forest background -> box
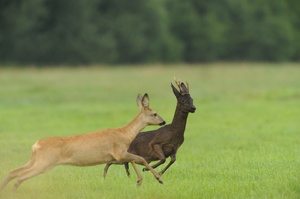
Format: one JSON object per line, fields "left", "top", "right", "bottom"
{"left": 1, "top": 0, "right": 300, "bottom": 65}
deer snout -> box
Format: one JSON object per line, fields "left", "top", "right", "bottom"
{"left": 190, "top": 106, "right": 196, "bottom": 113}
{"left": 159, "top": 121, "right": 166, "bottom": 126}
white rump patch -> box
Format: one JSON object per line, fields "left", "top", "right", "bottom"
{"left": 32, "top": 141, "right": 41, "bottom": 151}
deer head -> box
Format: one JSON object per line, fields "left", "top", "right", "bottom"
{"left": 137, "top": 93, "right": 166, "bottom": 126}
{"left": 171, "top": 78, "right": 196, "bottom": 113}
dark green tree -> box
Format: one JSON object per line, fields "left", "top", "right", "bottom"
{"left": 225, "top": 0, "right": 296, "bottom": 61}
{"left": 0, "top": 0, "right": 299, "bottom": 65}
{"left": 286, "top": 0, "right": 300, "bottom": 60}
{"left": 94, "top": 0, "right": 180, "bottom": 63}
{"left": 0, "top": 0, "right": 47, "bottom": 64}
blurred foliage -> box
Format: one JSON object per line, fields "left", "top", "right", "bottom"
{"left": 0, "top": 0, "right": 299, "bottom": 65}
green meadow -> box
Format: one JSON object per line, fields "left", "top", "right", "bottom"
{"left": 0, "top": 64, "right": 300, "bottom": 199}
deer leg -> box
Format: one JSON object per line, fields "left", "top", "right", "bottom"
{"left": 130, "top": 162, "right": 142, "bottom": 185}
{"left": 158, "top": 153, "right": 176, "bottom": 175}
{"left": 12, "top": 160, "right": 56, "bottom": 192}
{"left": 143, "top": 144, "right": 166, "bottom": 172}
{"left": 124, "top": 162, "right": 130, "bottom": 177}
{"left": 12, "top": 151, "right": 59, "bottom": 193}
{"left": 119, "top": 152, "right": 163, "bottom": 185}
{"left": 103, "top": 161, "right": 130, "bottom": 179}
{"left": 1, "top": 149, "right": 38, "bottom": 192}
{"left": 0, "top": 160, "right": 34, "bottom": 192}
{"left": 103, "top": 163, "right": 112, "bottom": 179}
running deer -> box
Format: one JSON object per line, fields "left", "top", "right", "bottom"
{"left": 0, "top": 93, "right": 165, "bottom": 192}
{"left": 103, "top": 79, "right": 196, "bottom": 177}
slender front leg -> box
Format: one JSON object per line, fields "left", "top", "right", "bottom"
{"left": 143, "top": 144, "right": 166, "bottom": 171}
{"left": 158, "top": 153, "right": 176, "bottom": 175}
{"left": 120, "top": 152, "right": 163, "bottom": 185}
{"left": 103, "top": 163, "right": 112, "bottom": 178}
{"left": 130, "top": 162, "right": 142, "bottom": 186}
{"left": 103, "top": 161, "right": 130, "bottom": 178}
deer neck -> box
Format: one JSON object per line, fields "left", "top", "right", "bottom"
{"left": 170, "top": 103, "right": 189, "bottom": 136}
{"left": 121, "top": 112, "right": 147, "bottom": 143}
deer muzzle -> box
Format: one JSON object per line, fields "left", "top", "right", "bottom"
{"left": 159, "top": 121, "right": 166, "bottom": 126}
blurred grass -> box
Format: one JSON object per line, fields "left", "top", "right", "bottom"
{"left": 0, "top": 63, "right": 300, "bottom": 199}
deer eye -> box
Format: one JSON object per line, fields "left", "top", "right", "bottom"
{"left": 153, "top": 113, "right": 157, "bottom": 117}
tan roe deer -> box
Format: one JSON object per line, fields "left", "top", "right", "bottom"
{"left": 0, "top": 93, "right": 165, "bottom": 192}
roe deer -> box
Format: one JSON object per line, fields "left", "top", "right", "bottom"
{"left": 0, "top": 93, "right": 165, "bottom": 192}
{"left": 103, "top": 79, "right": 196, "bottom": 177}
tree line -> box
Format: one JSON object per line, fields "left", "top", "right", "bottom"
{"left": 0, "top": 0, "right": 299, "bottom": 65}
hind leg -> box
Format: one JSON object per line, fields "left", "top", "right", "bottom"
{"left": 12, "top": 160, "right": 56, "bottom": 192}
{"left": 0, "top": 160, "right": 34, "bottom": 192}
{"left": 1, "top": 142, "right": 39, "bottom": 192}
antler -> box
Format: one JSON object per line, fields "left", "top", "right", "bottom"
{"left": 174, "top": 76, "right": 189, "bottom": 94}
{"left": 186, "top": 81, "right": 190, "bottom": 93}
{"left": 174, "top": 76, "right": 183, "bottom": 91}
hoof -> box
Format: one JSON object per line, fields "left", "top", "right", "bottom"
{"left": 137, "top": 180, "right": 142, "bottom": 186}
{"left": 142, "top": 168, "right": 149, "bottom": 172}
{"left": 156, "top": 176, "right": 163, "bottom": 184}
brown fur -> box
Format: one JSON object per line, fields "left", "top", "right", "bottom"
{"left": 0, "top": 94, "right": 165, "bottom": 192}
{"left": 103, "top": 80, "right": 196, "bottom": 177}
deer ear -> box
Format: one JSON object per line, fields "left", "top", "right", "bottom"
{"left": 141, "top": 93, "right": 149, "bottom": 108}
{"left": 136, "top": 94, "right": 143, "bottom": 109}
{"left": 171, "top": 83, "right": 181, "bottom": 98}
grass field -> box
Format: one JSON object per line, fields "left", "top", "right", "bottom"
{"left": 0, "top": 63, "right": 300, "bottom": 199}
